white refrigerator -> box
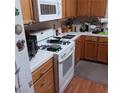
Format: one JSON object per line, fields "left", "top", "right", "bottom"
{"left": 15, "top": 0, "right": 34, "bottom": 93}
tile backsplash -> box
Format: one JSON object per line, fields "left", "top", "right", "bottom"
{"left": 24, "top": 16, "right": 107, "bottom": 33}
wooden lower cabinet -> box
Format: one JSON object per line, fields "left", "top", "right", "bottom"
{"left": 75, "top": 36, "right": 108, "bottom": 63}
{"left": 32, "top": 58, "right": 55, "bottom": 93}
{"left": 33, "top": 77, "right": 45, "bottom": 93}
{"left": 80, "top": 36, "right": 85, "bottom": 59}
{"left": 84, "top": 36, "right": 97, "bottom": 61}
{"left": 97, "top": 37, "right": 108, "bottom": 63}
{"left": 46, "top": 83, "right": 54, "bottom": 93}
{"left": 84, "top": 41, "right": 97, "bottom": 61}
{"left": 75, "top": 36, "right": 82, "bottom": 64}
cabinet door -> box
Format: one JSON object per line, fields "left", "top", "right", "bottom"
{"left": 62, "top": 0, "right": 66, "bottom": 18}
{"left": 75, "top": 37, "right": 82, "bottom": 64}
{"left": 20, "top": 0, "right": 33, "bottom": 24}
{"left": 33, "top": 68, "right": 54, "bottom": 93}
{"left": 65, "top": 0, "right": 77, "bottom": 17}
{"left": 84, "top": 41, "right": 97, "bottom": 61}
{"left": 77, "top": 0, "right": 90, "bottom": 16}
{"left": 46, "top": 83, "right": 54, "bottom": 93}
{"left": 33, "top": 77, "right": 45, "bottom": 93}
{"left": 80, "top": 36, "right": 85, "bottom": 59}
{"left": 97, "top": 43, "right": 108, "bottom": 63}
{"left": 90, "top": 0, "right": 107, "bottom": 17}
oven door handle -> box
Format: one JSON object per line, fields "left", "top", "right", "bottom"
{"left": 59, "top": 50, "right": 73, "bottom": 64}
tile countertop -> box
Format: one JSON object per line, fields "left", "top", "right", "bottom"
{"left": 58, "top": 32, "right": 108, "bottom": 41}
{"left": 30, "top": 50, "right": 53, "bottom": 72}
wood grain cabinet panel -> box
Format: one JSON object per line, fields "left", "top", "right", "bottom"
{"left": 77, "top": 0, "right": 90, "bottom": 16}
{"left": 46, "top": 83, "right": 54, "bottom": 93}
{"left": 62, "top": 0, "right": 66, "bottom": 18}
{"left": 84, "top": 41, "right": 97, "bottom": 61}
{"left": 62, "top": 0, "right": 77, "bottom": 18}
{"left": 75, "top": 36, "right": 82, "bottom": 64}
{"left": 97, "top": 37, "right": 108, "bottom": 63}
{"left": 20, "top": 0, "right": 33, "bottom": 24}
{"left": 32, "top": 58, "right": 55, "bottom": 93}
{"left": 33, "top": 68, "right": 54, "bottom": 93}
{"left": 84, "top": 36, "right": 97, "bottom": 61}
{"left": 32, "top": 58, "right": 53, "bottom": 83}
{"left": 78, "top": 36, "right": 108, "bottom": 63}
{"left": 66, "top": 0, "right": 77, "bottom": 17}
{"left": 90, "top": 0, "right": 107, "bottom": 17}
{"left": 80, "top": 36, "right": 85, "bottom": 59}
{"left": 77, "top": 0, "right": 107, "bottom": 17}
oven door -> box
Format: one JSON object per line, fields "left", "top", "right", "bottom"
{"left": 58, "top": 50, "right": 74, "bottom": 93}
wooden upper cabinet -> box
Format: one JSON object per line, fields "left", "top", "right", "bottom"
{"left": 62, "top": 0, "right": 66, "bottom": 18}
{"left": 77, "top": 0, "right": 107, "bottom": 17}
{"left": 90, "top": 0, "right": 107, "bottom": 17}
{"left": 62, "top": 0, "right": 77, "bottom": 18}
{"left": 66, "top": 0, "right": 77, "bottom": 17}
{"left": 77, "top": 0, "right": 90, "bottom": 17}
{"left": 20, "top": 0, "right": 33, "bottom": 24}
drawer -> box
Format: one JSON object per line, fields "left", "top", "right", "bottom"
{"left": 98, "top": 37, "right": 108, "bottom": 43}
{"left": 85, "top": 36, "right": 97, "bottom": 42}
{"left": 33, "top": 68, "right": 54, "bottom": 93}
{"left": 41, "top": 67, "right": 54, "bottom": 86}
{"left": 32, "top": 58, "right": 53, "bottom": 83}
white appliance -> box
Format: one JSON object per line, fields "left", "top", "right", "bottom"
{"left": 33, "top": 0, "right": 62, "bottom": 22}
{"left": 15, "top": 0, "right": 34, "bottom": 93}
{"left": 30, "top": 29, "right": 75, "bottom": 93}
{"left": 54, "top": 44, "right": 75, "bottom": 93}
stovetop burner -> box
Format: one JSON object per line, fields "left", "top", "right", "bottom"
{"left": 47, "top": 44, "right": 62, "bottom": 52}
{"left": 40, "top": 44, "right": 62, "bottom": 52}
{"left": 47, "top": 39, "right": 70, "bottom": 45}
{"left": 62, "top": 34, "right": 76, "bottom": 39}
{"left": 47, "top": 39, "right": 62, "bottom": 44}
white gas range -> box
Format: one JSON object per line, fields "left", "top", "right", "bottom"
{"left": 30, "top": 29, "right": 75, "bottom": 93}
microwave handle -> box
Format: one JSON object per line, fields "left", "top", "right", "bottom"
{"left": 59, "top": 50, "right": 73, "bottom": 64}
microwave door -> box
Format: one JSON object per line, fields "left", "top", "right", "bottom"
{"left": 34, "top": 0, "right": 62, "bottom": 22}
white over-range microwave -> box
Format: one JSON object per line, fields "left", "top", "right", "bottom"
{"left": 33, "top": 0, "right": 62, "bottom": 22}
